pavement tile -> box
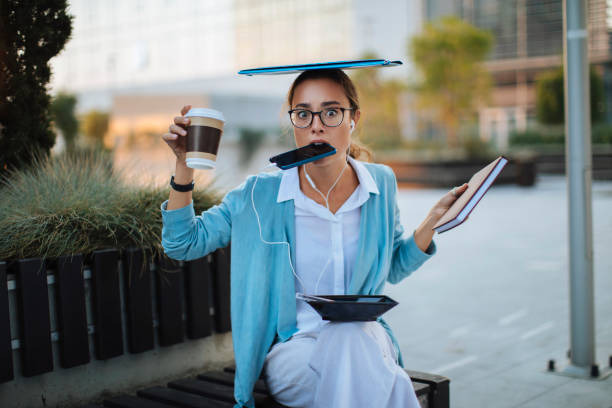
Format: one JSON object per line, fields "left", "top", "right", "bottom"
{"left": 451, "top": 376, "right": 550, "bottom": 408}
{"left": 386, "top": 176, "right": 612, "bottom": 407}
{"left": 516, "top": 377, "right": 612, "bottom": 408}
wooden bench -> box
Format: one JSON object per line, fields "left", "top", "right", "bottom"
{"left": 1, "top": 250, "right": 450, "bottom": 407}
{"left": 80, "top": 366, "right": 450, "bottom": 408}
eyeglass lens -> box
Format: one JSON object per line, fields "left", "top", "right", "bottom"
{"left": 290, "top": 108, "right": 345, "bottom": 128}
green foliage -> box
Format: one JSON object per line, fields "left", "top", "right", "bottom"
{"left": 81, "top": 110, "right": 110, "bottom": 148}
{"left": 536, "top": 66, "right": 605, "bottom": 125}
{"left": 0, "top": 0, "right": 73, "bottom": 176}
{"left": 592, "top": 123, "right": 612, "bottom": 144}
{"left": 409, "top": 16, "right": 493, "bottom": 147}
{"left": 50, "top": 92, "right": 79, "bottom": 153}
{"left": 510, "top": 124, "right": 612, "bottom": 146}
{"left": 460, "top": 134, "right": 495, "bottom": 159}
{"left": 238, "top": 128, "right": 266, "bottom": 167}
{"left": 509, "top": 129, "right": 564, "bottom": 146}
{"left": 351, "top": 52, "right": 404, "bottom": 150}
{"left": 0, "top": 150, "right": 220, "bottom": 262}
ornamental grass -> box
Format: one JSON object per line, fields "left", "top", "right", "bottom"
{"left": 0, "top": 149, "right": 220, "bottom": 264}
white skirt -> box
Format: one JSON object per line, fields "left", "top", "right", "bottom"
{"left": 262, "top": 321, "right": 421, "bottom": 408}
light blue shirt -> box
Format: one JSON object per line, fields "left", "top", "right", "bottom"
{"left": 161, "top": 161, "right": 436, "bottom": 408}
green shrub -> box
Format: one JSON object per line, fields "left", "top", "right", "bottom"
{"left": 238, "top": 128, "right": 266, "bottom": 167}
{"left": 0, "top": 150, "right": 220, "bottom": 263}
{"left": 509, "top": 129, "right": 565, "bottom": 146}
{"left": 460, "top": 133, "right": 496, "bottom": 159}
{"left": 592, "top": 124, "right": 612, "bottom": 144}
{"left": 510, "top": 125, "right": 612, "bottom": 146}
{"left": 535, "top": 66, "right": 605, "bottom": 125}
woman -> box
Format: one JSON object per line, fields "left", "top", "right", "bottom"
{"left": 161, "top": 68, "right": 467, "bottom": 408}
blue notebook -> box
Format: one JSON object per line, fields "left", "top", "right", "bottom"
{"left": 238, "top": 59, "right": 403, "bottom": 76}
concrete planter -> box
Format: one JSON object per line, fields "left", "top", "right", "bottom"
{"left": 382, "top": 156, "right": 537, "bottom": 187}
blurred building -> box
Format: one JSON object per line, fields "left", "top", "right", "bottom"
{"left": 425, "top": 0, "right": 612, "bottom": 150}
{"left": 50, "top": 0, "right": 421, "bottom": 139}
{"left": 49, "top": 0, "right": 426, "bottom": 185}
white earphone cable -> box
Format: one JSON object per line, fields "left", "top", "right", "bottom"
{"left": 252, "top": 164, "right": 308, "bottom": 292}
{"left": 303, "top": 157, "right": 348, "bottom": 211}
{"left": 253, "top": 155, "right": 349, "bottom": 296}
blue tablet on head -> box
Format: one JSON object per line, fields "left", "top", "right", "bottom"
{"left": 238, "top": 59, "right": 403, "bottom": 76}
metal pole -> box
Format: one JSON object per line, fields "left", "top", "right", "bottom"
{"left": 562, "top": 0, "right": 596, "bottom": 377}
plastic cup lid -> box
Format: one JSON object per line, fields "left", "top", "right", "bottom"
{"left": 185, "top": 108, "right": 225, "bottom": 122}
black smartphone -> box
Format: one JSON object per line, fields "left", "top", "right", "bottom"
{"left": 269, "top": 142, "right": 336, "bottom": 170}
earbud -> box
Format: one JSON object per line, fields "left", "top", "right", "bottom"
{"left": 350, "top": 120, "right": 355, "bottom": 134}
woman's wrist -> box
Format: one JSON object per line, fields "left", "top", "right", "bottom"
{"left": 174, "top": 160, "right": 194, "bottom": 184}
{"left": 414, "top": 214, "right": 436, "bottom": 252}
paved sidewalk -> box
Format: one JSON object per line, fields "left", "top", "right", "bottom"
{"left": 385, "top": 175, "right": 612, "bottom": 408}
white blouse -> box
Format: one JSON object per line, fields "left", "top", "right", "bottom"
{"left": 276, "top": 157, "right": 380, "bottom": 334}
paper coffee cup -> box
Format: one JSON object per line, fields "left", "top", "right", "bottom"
{"left": 184, "top": 108, "right": 225, "bottom": 170}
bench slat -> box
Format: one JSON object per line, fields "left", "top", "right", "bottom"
{"left": 56, "top": 254, "right": 90, "bottom": 368}
{"left": 122, "top": 248, "right": 154, "bottom": 354}
{"left": 406, "top": 369, "right": 450, "bottom": 408}
{"left": 212, "top": 248, "right": 231, "bottom": 333}
{"left": 169, "top": 377, "right": 273, "bottom": 407}
{"left": 104, "top": 395, "right": 177, "bottom": 408}
{"left": 0, "top": 261, "right": 14, "bottom": 383}
{"left": 155, "top": 256, "right": 184, "bottom": 347}
{"left": 185, "top": 258, "right": 212, "bottom": 339}
{"left": 168, "top": 378, "right": 237, "bottom": 403}
{"left": 138, "top": 386, "right": 233, "bottom": 408}
{"left": 197, "top": 370, "right": 268, "bottom": 395}
{"left": 91, "top": 249, "right": 123, "bottom": 360}
{"left": 16, "top": 258, "right": 53, "bottom": 376}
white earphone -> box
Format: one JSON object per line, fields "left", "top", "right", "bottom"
{"left": 305, "top": 170, "right": 317, "bottom": 190}
{"left": 350, "top": 120, "right": 355, "bottom": 134}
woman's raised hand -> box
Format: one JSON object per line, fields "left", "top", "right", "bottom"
{"left": 162, "top": 105, "right": 192, "bottom": 163}
{"left": 428, "top": 183, "right": 469, "bottom": 223}
{"left": 413, "top": 182, "right": 469, "bottom": 251}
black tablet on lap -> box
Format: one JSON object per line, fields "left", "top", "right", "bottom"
{"left": 300, "top": 295, "right": 398, "bottom": 322}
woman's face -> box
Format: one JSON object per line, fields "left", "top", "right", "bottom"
{"left": 290, "top": 78, "right": 359, "bottom": 166}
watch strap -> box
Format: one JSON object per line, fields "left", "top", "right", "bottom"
{"left": 170, "top": 175, "right": 194, "bottom": 192}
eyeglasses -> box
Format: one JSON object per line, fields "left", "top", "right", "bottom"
{"left": 288, "top": 107, "right": 353, "bottom": 128}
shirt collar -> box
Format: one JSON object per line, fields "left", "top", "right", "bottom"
{"left": 276, "top": 156, "right": 379, "bottom": 203}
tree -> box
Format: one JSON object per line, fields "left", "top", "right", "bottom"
{"left": 50, "top": 92, "right": 79, "bottom": 153}
{"left": 536, "top": 66, "right": 605, "bottom": 125}
{"left": 0, "top": 0, "right": 73, "bottom": 175}
{"left": 351, "top": 52, "right": 405, "bottom": 150}
{"left": 238, "top": 128, "right": 265, "bottom": 167}
{"left": 81, "top": 110, "right": 110, "bottom": 149}
{"left": 409, "top": 16, "right": 493, "bottom": 147}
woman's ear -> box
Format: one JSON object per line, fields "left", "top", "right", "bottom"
{"left": 352, "top": 109, "right": 361, "bottom": 127}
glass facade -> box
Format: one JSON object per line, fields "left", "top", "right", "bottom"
{"left": 426, "top": 0, "right": 609, "bottom": 61}
{"left": 525, "top": 0, "right": 563, "bottom": 58}
{"left": 472, "top": 0, "right": 519, "bottom": 60}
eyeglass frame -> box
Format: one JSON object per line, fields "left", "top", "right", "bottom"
{"left": 287, "top": 107, "right": 354, "bottom": 128}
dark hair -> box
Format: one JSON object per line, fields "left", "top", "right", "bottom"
{"left": 287, "top": 69, "right": 372, "bottom": 162}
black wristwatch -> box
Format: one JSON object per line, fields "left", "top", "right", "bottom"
{"left": 170, "top": 175, "right": 194, "bottom": 192}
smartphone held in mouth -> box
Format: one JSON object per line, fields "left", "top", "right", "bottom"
{"left": 269, "top": 142, "right": 336, "bottom": 170}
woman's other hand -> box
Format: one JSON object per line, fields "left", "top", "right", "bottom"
{"left": 413, "top": 183, "right": 468, "bottom": 252}
{"left": 162, "top": 105, "right": 192, "bottom": 164}
{"left": 427, "top": 183, "right": 469, "bottom": 224}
